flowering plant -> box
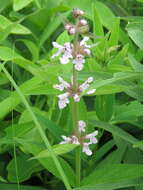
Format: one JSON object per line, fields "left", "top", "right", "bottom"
{"left": 50, "top": 8, "right": 98, "bottom": 187}
{"left": 0, "top": 1, "right": 143, "bottom": 190}
{"left": 52, "top": 8, "right": 98, "bottom": 157}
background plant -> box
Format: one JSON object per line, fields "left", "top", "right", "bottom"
{"left": 0, "top": 0, "right": 143, "bottom": 190}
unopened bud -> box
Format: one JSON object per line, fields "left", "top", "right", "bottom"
{"left": 64, "top": 23, "right": 76, "bottom": 35}
{"left": 79, "top": 19, "right": 87, "bottom": 26}
{"left": 65, "top": 23, "right": 72, "bottom": 30}
{"left": 73, "top": 8, "right": 84, "bottom": 17}
{"left": 84, "top": 48, "right": 91, "bottom": 55}
{"left": 78, "top": 25, "right": 89, "bottom": 34}
{"left": 69, "top": 27, "right": 76, "bottom": 34}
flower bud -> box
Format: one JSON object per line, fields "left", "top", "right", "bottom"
{"left": 65, "top": 23, "right": 72, "bottom": 30}
{"left": 79, "top": 19, "right": 88, "bottom": 26}
{"left": 84, "top": 48, "right": 91, "bottom": 55}
{"left": 78, "top": 25, "right": 89, "bottom": 34}
{"left": 69, "top": 27, "right": 76, "bottom": 34}
{"left": 73, "top": 8, "right": 84, "bottom": 17}
{"left": 64, "top": 23, "right": 76, "bottom": 35}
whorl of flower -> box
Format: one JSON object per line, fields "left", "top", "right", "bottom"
{"left": 52, "top": 37, "right": 91, "bottom": 71}
{"left": 59, "top": 120, "right": 98, "bottom": 156}
{"left": 53, "top": 76, "right": 96, "bottom": 109}
{"left": 65, "top": 18, "right": 88, "bottom": 35}
{"left": 52, "top": 42, "right": 73, "bottom": 64}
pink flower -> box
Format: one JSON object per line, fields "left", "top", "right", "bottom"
{"left": 78, "top": 120, "right": 86, "bottom": 132}
{"left": 86, "top": 89, "right": 96, "bottom": 95}
{"left": 82, "top": 143, "right": 92, "bottom": 156}
{"left": 53, "top": 77, "right": 70, "bottom": 91}
{"left": 60, "top": 136, "right": 72, "bottom": 144}
{"left": 79, "top": 77, "right": 96, "bottom": 95}
{"left": 52, "top": 42, "right": 73, "bottom": 64}
{"left": 60, "top": 135, "right": 80, "bottom": 144}
{"left": 73, "top": 54, "right": 85, "bottom": 71}
{"left": 80, "top": 36, "right": 90, "bottom": 48}
{"left": 72, "top": 136, "right": 80, "bottom": 144}
{"left": 73, "top": 94, "right": 80, "bottom": 102}
{"left": 86, "top": 131, "right": 98, "bottom": 144}
{"left": 58, "top": 92, "right": 70, "bottom": 109}
{"left": 59, "top": 120, "right": 98, "bottom": 156}
{"left": 79, "top": 77, "right": 94, "bottom": 91}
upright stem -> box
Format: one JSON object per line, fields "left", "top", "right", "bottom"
{"left": 72, "top": 66, "right": 78, "bottom": 134}
{"left": 75, "top": 146, "right": 81, "bottom": 186}
{"left": 72, "top": 22, "right": 81, "bottom": 186}
{"left": 72, "top": 66, "right": 81, "bottom": 187}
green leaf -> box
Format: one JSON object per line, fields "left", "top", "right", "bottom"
{"left": 89, "top": 120, "right": 143, "bottom": 150}
{"left": 1, "top": 65, "right": 72, "bottom": 190}
{"left": 94, "top": 140, "right": 115, "bottom": 164}
{"left": 128, "top": 54, "right": 143, "bottom": 72}
{"left": 95, "top": 94, "right": 115, "bottom": 121}
{"left": 0, "top": 73, "right": 9, "bottom": 85}
{"left": 39, "top": 10, "right": 69, "bottom": 46}
{"left": 30, "top": 144, "right": 78, "bottom": 160}
{"left": 0, "top": 184, "right": 47, "bottom": 190}
{"left": 96, "top": 148, "right": 126, "bottom": 170}
{"left": 127, "top": 24, "right": 143, "bottom": 50}
{"left": 19, "top": 39, "right": 39, "bottom": 62}
{"left": 82, "top": 164, "right": 143, "bottom": 186}
{"left": 5, "top": 121, "right": 35, "bottom": 138}
{"left": 108, "top": 18, "right": 120, "bottom": 47}
{"left": 93, "top": 1, "right": 115, "bottom": 30}
{"left": 0, "top": 0, "right": 12, "bottom": 13}
{"left": 0, "top": 46, "right": 21, "bottom": 61}
{"left": 7, "top": 154, "right": 42, "bottom": 182}
{"left": 13, "top": 58, "right": 60, "bottom": 82}
{"left": 0, "top": 23, "right": 15, "bottom": 42}
{"left": 0, "top": 176, "right": 7, "bottom": 183}
{"left": 125, "top": 87, "right": 143, "bottom": 102}
{"left": 0, "top": 15, "right": 31, "bottom": 34}
{"left": 13, "top": 0, "right": 34, "bottom": 11}
{"left": 0, "top": 76, "right": 44, "bottom": 119}
{"left": 113, "top": 101, "right": 143, "bottom": 121}
{"left": 74, "top": 178, "right": 143, "bottom": 190}
{"left": 135, "top": 185, "right": 143, "bottom": 190}
{"left": 133, "top": 141, "right": 143, "bottom": 148}
{"left": 108, "top": 44, "right": 129, "bottom": 65}
{"left": 92, "top": 3, "right": 104, "bottom": 38}
{"left": 35, "top": 112, "right": 66, "bottom": 141}
{"left": 86, "top": 72, "right": 142, "bottom": 95}
{"left": 15, "top": 138, "right": 76, "bottom": 187}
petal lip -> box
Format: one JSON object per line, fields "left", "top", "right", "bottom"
{"left": 87, "top": 89, "right": 96, "bottom": 95}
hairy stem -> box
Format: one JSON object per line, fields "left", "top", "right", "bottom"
{"left": 75, "top": 146, "right": 81, "bottom": 186}
{"left": 72, "top": 22, "right": 81, "bottom": 186}
{"left": 72, "top": 66, "right": 81, "bottom": 187}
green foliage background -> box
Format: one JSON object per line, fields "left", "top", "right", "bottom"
{"left": 0, "top": 0, "right": 143, "bottom": 190}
